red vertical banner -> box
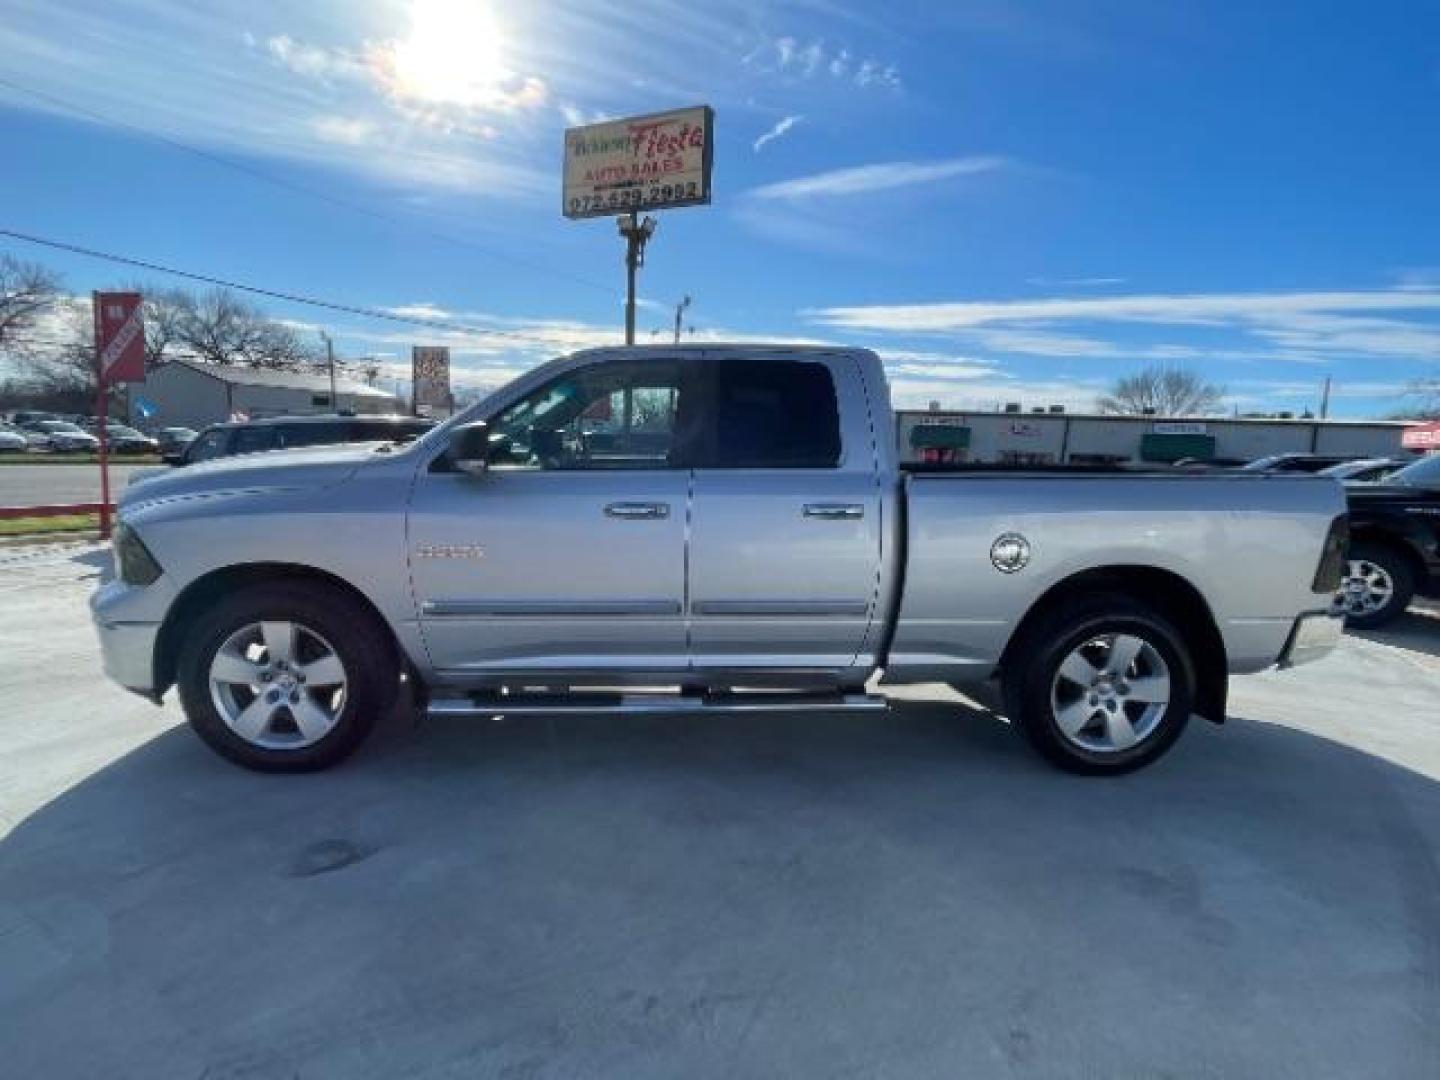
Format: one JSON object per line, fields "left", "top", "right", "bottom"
{"left": 92, "top": 292, "right": 146, "bottom": 540}
{"left": 94, "top": 292, "right": 146, "bottom": 384}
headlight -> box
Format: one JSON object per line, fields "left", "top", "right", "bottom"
{"left": 113, "top": 521, "right": 163, "bottom": 586}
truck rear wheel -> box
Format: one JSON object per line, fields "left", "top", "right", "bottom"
{"left": 1003, "top": 594, "right": 1195, "bottom": 775}
{"left": 176, "top": 581, "right": 396, "bottom": 772}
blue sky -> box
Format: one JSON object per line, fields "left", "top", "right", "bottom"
{"left": 3, "top": 0, "right": 1439, "bottom": 415}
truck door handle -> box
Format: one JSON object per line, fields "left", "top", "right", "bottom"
{"left": 604, "top": 502, "right": 670, "bottom": 520}
{"left": 803, "top": 503, "right": 865, "bottom": 520}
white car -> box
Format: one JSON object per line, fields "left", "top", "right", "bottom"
{"left": 0, "top": 425, "right": 29, "bottom": 452}
{"left": 23, "top": 420, "right": 101, "bottom": 452}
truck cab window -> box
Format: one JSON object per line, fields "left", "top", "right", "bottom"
{"left": 708, "top": 359, "right": 841, "bottom": 468}
{"left": 487, "top": 361, "right": 687, "bottom": 470}
{"left": 231, "top": 426, "right": 277, "bottom": 455}
{"left": 185, "top": 428, "right": 229, "bottom": 462}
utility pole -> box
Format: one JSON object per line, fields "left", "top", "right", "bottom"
{"left": 319, "top": 330, "right": 337, "bottom": 411}
{"left": 673, "top": 294, "right": 692, "bottom": 344}
{"left": 617, "top": 212, "right": 657, "bottom": 345}
{"left": 1319, "top": 375, "right": 1332, "bottom": 420}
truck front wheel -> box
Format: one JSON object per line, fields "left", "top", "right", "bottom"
{"left": 1003, "top": 595, "right": 1195, "bottom": 775}
{"left": 176, "top": 581, "right": 396, "bottom": 772}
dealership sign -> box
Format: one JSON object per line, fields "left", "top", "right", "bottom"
{"left": 1152, "top": 421, "right": 1207, "bottom": 435}
{"left": 93, "top": 291, "right": 146, "bottom": 383}
{"left": 563, "top": 106, "right": 714, "bottom": 219}
{"left": 1402, "top": 421, "right": 1440, "bottom": 450}
{"left": 412, "top": 346, "right": 451, "bottom": 415}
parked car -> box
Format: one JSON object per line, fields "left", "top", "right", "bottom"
{"left": 99, "top": 424, "right": 160, "bottom": 454}
{"left": 166, "top": 414, "right": 435, "bottom": 466}
{"left": 0, "top": 425, "right": 29, "bottom": 453}
{"left": 1171, "top": 455, "right": 1249, "bottom": 469}
{"left": 1241, "top": 452, "right": 1356, "bottom": 473}
{"left": 21, "top": 420, "right": 101, "bottom": 452}
{"left": 1318, "top": 457, "right": 1415, "bottom": 485}
{"left": 1335, "top": 453, "right": 1440, "bottom": 627}
{"left": 9, "top": 409, "right": 57, "bottom": 427}
{"left": 96, "top": 345, "right": 1346, "bottom": 776}
{"left": 152, "top": 427, "right": 198, "bottom": 457}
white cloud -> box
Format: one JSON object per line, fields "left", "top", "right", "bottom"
{"left": 748, "top": 156, "right": 1007, "bottom": 200}
{"left": 753, "top": 114, "right": 803, "bottom": 152}
{"left": 812, "top": 289, "right": 1440, "bottom": 332}
{"left": 559, "top": 103, "right": 609, "bottom": 128}
{"left": 266, "top": 34, "right": 363, "bottom": 82}
{"left": 310, "top": 115, "right": 375, "bottom": 146}
{"left": 886, "top": 375, "right": 1106, "bottom": 412}
{"left": 809, "top": 288, "right": 1440, "bottom": 366}
{"left": 745, "top": 35, "right": 900, "bottom": 91}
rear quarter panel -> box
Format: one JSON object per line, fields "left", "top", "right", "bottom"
{"left": 888, "top": 473, "right": 1344, "bottom": 681}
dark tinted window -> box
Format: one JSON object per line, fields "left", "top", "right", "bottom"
{"left": 352, "top": 419, "right": 431, "bottom": 442}
{"left": 275, "top": 422, "right": 349, "bottom": 449}
{"left": 230, "top": 426, "right": 277, "bottom": 455}
{"left": 707, "top": 359, "right": 841, "bottom": 468}
{"left": 186, "top": 429, "right": 230, "bottom": 462}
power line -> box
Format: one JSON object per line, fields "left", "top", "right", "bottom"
{"left": 0, "top": 75, "right": 618, "bottom": 298}
{"left": 0, "top": 226, "right": 595, "bottom": 351}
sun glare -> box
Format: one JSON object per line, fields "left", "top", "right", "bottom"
{"left": 388, "top": 0, "right": 510, "bottom": 108}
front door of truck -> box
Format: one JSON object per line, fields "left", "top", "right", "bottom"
{"left": 686, "top": 355, "right": 884, "bottom": 674}
{"left": 408, "top": 358, "right": 696, "bottom": 676}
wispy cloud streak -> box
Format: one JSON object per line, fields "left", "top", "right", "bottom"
{"left": 748, "top": 156, "right": 1007, "bottom": 200}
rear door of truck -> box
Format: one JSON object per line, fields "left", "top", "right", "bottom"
{"left": 687, "top": 353, "right": 884, "bottom": 673}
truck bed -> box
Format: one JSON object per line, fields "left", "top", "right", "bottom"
{"left": 884, "top": 469, "right": 1344, "bottom": 682}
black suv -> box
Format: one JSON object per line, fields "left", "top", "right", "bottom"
{"left": 1338, "top": 453, "right": 1440, "bottom": 627}
{"left": 171, "top": 414, "right": 436, "bottom": 466}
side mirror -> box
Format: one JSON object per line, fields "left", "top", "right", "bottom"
{"left": 448, "top": 421, "right": 491, "bottom": 477}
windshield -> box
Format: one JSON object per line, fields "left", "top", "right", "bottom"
{"left": 1387, "top": 453, "right": 1440, "bottom": 488}
{"left": 408, "top": 356, "right": 570, "bottom": 455}
{"left": 39, "top": 421, "right": 83, "bottom": 433}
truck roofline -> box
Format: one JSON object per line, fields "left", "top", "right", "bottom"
{"left": 565, "top": 343, "right": 879, "bottom": 362}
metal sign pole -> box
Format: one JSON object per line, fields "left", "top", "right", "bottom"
{"left": 92, "top": 292, "right": 112, "bottom": 541}
{"left": 623, "top": 211, "right": 639, "bottom": 345}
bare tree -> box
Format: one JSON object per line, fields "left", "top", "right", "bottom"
{"left": 120, "top": 283, "right": 192, "bottom": 370}
{"left": 13, "top": 297, "right": 101, "bottom": 409}
{"left": 1403, "top": 379, "right": 1440, "bottom": 419}
{"left": 1098, "top": 365, "right": 1225, "bottom": 416}
{"left": 174, "top": 288, "right": 317, "bottom": 369}
{"left": 0, "top": 255, "right": 63, "bottom": 348}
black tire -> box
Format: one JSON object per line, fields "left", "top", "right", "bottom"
{"left": 176, "top": 581, "right": 396, "bottom": 772}
{"left": 1338, "top": 541, "right": 1415, "bottom": 630}
{"left": 1002, "top": 593, "right": 1195, "bottom": 776}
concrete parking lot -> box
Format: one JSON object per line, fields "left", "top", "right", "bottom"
{"left": 1, "top": 543, "right": 1437, "bottom": 1079}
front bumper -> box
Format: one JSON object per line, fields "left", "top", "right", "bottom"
{"left": 1278, "top": 611, "right": 1344, "bottom": 669}
{"left": 90, "top": 576, "right": 172, "bottom": 699}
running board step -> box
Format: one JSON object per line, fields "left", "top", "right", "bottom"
{"left": 427, "top": 690, "right": 889, "bottom": 718}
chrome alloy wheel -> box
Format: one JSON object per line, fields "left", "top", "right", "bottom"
{"left": 1334, "top": 558, "right": 1394, "bottom": 618}
{"left": 1049, "top": 633, "right": 1171, "bottom": 753}
{"left": 207, "top": 621, "right": 348, "bottom": 750}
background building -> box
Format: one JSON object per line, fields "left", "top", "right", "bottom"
{"left": 896, "top": 409, "right": 1414, "bottom": 466}
{"left": 135, "top": 360, "right": 402, "bottom": 428}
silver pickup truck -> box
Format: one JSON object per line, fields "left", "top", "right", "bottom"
{"left": 93, "top": 345, "right": 1347, "bottom": 775}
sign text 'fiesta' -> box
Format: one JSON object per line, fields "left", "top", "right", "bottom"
{"left": 563, "top": 106, "right": 713, "bottom": 219}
